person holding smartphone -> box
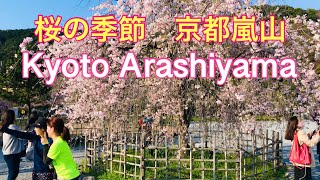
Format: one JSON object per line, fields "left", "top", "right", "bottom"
{"left": 1, "top": 110, "right": 26, "bottom": 180}
{"left": 1, "top": 117, "right": 54, "bottom": 180}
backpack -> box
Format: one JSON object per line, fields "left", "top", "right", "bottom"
{"left": 289, "top": 131, "right": 311, "bottom": 166}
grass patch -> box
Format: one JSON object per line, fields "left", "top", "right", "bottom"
{"left": 255, "top": 115, "right": 281, "bottom": 121}
{"left": 82, "top": 149, "right": 287, "bottom": 179}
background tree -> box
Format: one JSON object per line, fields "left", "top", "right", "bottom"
{"left": 8, "top": 1, "right": 319, "bottom": 146}
{"left": 0, "top": 31, "right": 51, "bottom": 116}
{"left": 0, "top": 100, "right": 10, "bottom": 115}
{"left": 40, "top": 0, "right": 319, "bottom": 136}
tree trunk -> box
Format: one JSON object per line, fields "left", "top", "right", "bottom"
{"left": 177, "top": 79, "right": 192, "bottom": 158}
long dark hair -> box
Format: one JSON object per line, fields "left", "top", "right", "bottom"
{"left": 1, "top": 110, "right": 16, "bottom": 127}
{"left": 47, "top": 117, "right": 70, "bottom": 142}
{"left": 285, "top": 116, "right": 299, "bottom": 141}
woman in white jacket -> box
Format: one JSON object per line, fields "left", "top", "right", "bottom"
{"left": 1, "top": 110, "right": 26, "bottom": 180}
{"left": 285, "top": 116, "right": 320, "bottom": 180}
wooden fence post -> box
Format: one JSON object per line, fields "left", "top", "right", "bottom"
{"left": 265, "top": 130, "right": 269, "bottom": 174}
{"left": 88, "top": 131, "right": 92, "bottom": 169}
{"left": 135, "top": 133, "right": 138, "bottom": 178}
{"left": 124, "top": 133, "right": 127, "bottom": 178}
{"left": 110, "top": 134, "right": 113, "bottom": 173}
{"left": 105, "top": 128, "right": 109, "bottom": 171}
{"left": 97, "top": 133, "right": 100, "bottom": 171}
{"left": 200, "top": 135, "right": 204, "bottom": 180}
{"left": 93, "top": 131, "right": 97, "bottom": 170}
{"left": 85, "top": 133, "right": 87, "bottom": 171}
{"left": 223, "top": 129, "right": 228, "bottom": 179}
{"left": 272, "top": 131, "right": 276, "bottom": 171}
{"left": 165, "top": 135, "right": 168, "bottom": 180}
{"left": 252, "top": 132, "right": 256, "bottom": 178}
{"left": 276, "top": 132, "right": 280, "bottom": 167}
{"left": 243, "top": 133, "right": 246, "bottom": 178}
{"left": 280, "top": 134, "right": 283, "bottom": 166}
{"left": 261, "top": 129, "right": 266, "bottom": 176}
{"left": 154, "top": 134, "right": 158, "bottom": 179}
{"left": 140, "top": 132, "right": 145, "bottom": 180}
{"left": 190, "top": 133, "right": 193, "bottom": 180}
{"left": 237, "top": 131, "right": 242, "bottom": 180}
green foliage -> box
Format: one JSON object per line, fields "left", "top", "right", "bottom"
{"left": 255, "top": 115, "right": 279, "bottom": 121}
{"left": 96, "top": 172, "right": 127, "bottom": 180}
{"left": 84, "top": 171, "right": 127, "bottom": 180}
{"left": 0, "top": 29, "right": 51, "bottom": 113}
{"left": 191, "top": 116, "right": 219, "bottom": 122}
{"left": 80, "top": 157, "right": 129, "bottom": 180}
{"left": 257, "top": 5, "right": 319, "bottom": 21}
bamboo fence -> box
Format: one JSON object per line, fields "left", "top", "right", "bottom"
{"left": 85, "top": 124, "right": 283, "bottom": 180}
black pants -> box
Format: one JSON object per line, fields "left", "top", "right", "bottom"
{"left": 294, "top": 166, "right": 312, "bottom": 180}
{"left": 3, "top": 153, "right": 21, "bottom": 180}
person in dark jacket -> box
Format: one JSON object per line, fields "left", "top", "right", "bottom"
{"left": 1, "top": 117, "right": 54, "bottom": 180}
{"left": 24, "top": 111, "right": 39, "bottom": 161}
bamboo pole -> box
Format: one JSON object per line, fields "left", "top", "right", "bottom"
{"left": 201, "top": 135, "right": 205, "bottom": 180}
{"left": 224, "top": 128, "right": 228, "bottom": 179}
{"left": 84, "top": 133, "right": 87, "bottom": 170}
{"left": 118, "top": 134, "right": 122, "bottom": 174}
{"left": 238, "top": 132, "right": 242, "bottom": 180}
{"left": 124, "top": 134, "right": 127, "bottom": 178}
{"left": 190, "top": 134, "right": 193, "bottom": 180}
{"left": 110, "top": 134, "right": 113, "bottom": 172}
{"left": 155, "top": 134, "right": 158, "bottom": 179}
{"left": 140, "top": 132, "right": 145, "bottom": 180}
{"left": 252, "top": 133, "right": 255, "bottom": 178}
{"left": 134, "top": 133, "right": 137, "bottom": 178}
{"left": 280, "top": 134, "right": 283, "bottom": 166}
{"left": 276, "top": 132, "right": 280, "bottom": 168}
{"left": 179, "top": 134, "right": 181, "bottom": 179}
{"left": 165, "top": 135, "right": 168, "bottom": 180}
{"left": 272, "top": 131, "right": 276, "bottom": 171}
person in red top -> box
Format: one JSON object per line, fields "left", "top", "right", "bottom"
{"left": 138, "top": 115, "right": 144, "bottom": 132}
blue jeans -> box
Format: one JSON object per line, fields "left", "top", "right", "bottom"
{"left": 4, "top": 153, "right": 21, "bottom": 180}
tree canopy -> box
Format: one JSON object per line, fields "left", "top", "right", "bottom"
{"left": 0, "top": 29, "right": 51, "bottom": 115}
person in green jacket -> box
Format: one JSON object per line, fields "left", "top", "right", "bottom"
{"left": 40, "top": 117, "right": 81, "bottom": 180}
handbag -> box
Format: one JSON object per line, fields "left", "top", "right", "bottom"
{"left": 289, "top": 131, "right": 311, "bottom": 166}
